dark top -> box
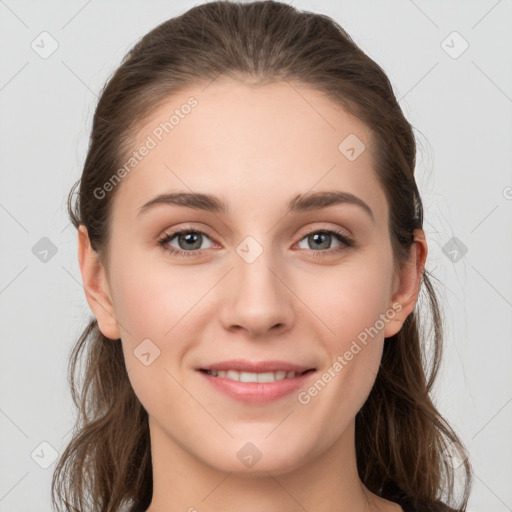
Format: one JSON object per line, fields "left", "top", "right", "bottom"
{"left": 401, "top": 500, "right": 457, "bottom": 512}
{"left": 129, "top": 499, "right": 455, "bottom": 512}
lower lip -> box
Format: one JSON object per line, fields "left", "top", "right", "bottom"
{"left": 197, "top": 370, "right": 316, "bottom": 404}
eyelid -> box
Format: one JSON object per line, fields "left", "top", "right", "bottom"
{"left": 299, "top": 224, "right": 351, "bottom": 238}
{"left": 158, "top": 224, "right": 217, "bottom": 248}
{"left": 294, "top": 225, "right": 354, "bottom": 253}
{"left": 157, "top": 223, "right": 354, "bottom": 257}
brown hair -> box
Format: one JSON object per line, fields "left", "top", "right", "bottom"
{"left": 52, "top": 2, "right": 472, "bottom": 511}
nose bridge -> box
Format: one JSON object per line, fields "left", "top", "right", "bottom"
{"left": 220, "top": 233, "right": 293, "bottom": 335}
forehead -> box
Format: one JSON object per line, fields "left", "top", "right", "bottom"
{"left": 111, "top": 77, "right": 386, "bottom": 222}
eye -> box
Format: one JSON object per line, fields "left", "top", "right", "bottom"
{"left": 296, "top": 228, "right": 354, "bottom": 258}
{"left": 158, "top": 226, "right": 215, "bottom": 258}
{"left": 157, "top": 226, "right": 354, "bottom": 259}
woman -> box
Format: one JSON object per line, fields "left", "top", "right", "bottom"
{"left": 52, "top": 2, "right": 472, "bottom": 511}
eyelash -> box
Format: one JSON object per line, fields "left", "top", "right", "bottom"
{"left": 157, "top": 225, "right": 354, "bottom": 259}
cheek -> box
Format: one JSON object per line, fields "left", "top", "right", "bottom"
{"left": 299, "top": 249, "right": 393, "bottom": 408}
{"left": 305, "top": 250, "right": 394, "bottom": 344}
{"left": 108, "top": 247, "right": 219, "bottom": 403}
{"left": 110, "top": 261, "right": 197, "bottom": 415}
{"left": 109, "top": 249, "right": 206, "bottom": 342}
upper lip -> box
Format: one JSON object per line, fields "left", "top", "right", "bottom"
{"left": 197, "top": 359, "right": 315, "bottom": 373}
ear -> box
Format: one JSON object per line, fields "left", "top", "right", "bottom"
{"left": 77, "top": 224, "right": 121, "bottom": 340}
{"left": 384, "top": 229, "right": 427, "bottom": 338}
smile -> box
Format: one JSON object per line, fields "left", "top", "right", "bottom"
{"left": 197, "top": 364, "right": 317, "bottom": 404}
{"left": 201, "top": 369, "right": 313, "bottom": 382}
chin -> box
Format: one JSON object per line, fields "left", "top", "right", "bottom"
{"left": 197, "top": 436, "right": 313, "bottom": 476}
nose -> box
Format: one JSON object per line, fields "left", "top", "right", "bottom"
{"left": 219, "top": 248, "right": 295, "bottom": 338}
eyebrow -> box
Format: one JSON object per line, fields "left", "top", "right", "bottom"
{"left": 137, "top": 190, "right": 375, "bottom": 222}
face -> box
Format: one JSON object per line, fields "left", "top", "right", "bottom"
{"left": 79, "top": 76, "right": 423, "bottom": 476}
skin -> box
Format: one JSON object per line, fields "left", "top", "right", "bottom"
{"left": 78, "top": 77, "right": 427, "bottom": 512}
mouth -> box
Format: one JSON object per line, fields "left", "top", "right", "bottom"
{"left": 198, "top": 368, "right": 315, "bottom": 382}
{"left": 196, "top": 360, "right": 317, "bottom": 403}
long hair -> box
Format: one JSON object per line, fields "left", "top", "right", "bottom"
{"left": 52, "top": 2, "right": 472, "bottom": 511}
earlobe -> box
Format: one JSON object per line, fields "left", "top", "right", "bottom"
{"left": 77, "top": 225, "right": 121, "bottom": 340}
{"left": 384, "top": 229, "right": 427, "bottom": 338}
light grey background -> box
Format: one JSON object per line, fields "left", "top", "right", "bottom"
{"left": 1, "top": 1, "right": 511, "bottom": 511}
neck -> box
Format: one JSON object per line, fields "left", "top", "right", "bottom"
{"left": 145, "top": 418, "right": 386, "bottom": 512}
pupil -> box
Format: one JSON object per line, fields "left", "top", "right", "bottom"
{"left": 311, "top": 232, "right": 329, "bottom": 250}
{"left": 180, "top": 232, "right": 201, "bottom": 250}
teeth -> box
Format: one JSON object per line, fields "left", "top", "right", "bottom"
{"left": 205, "top": 369, "right": 300, "bottom": 382}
